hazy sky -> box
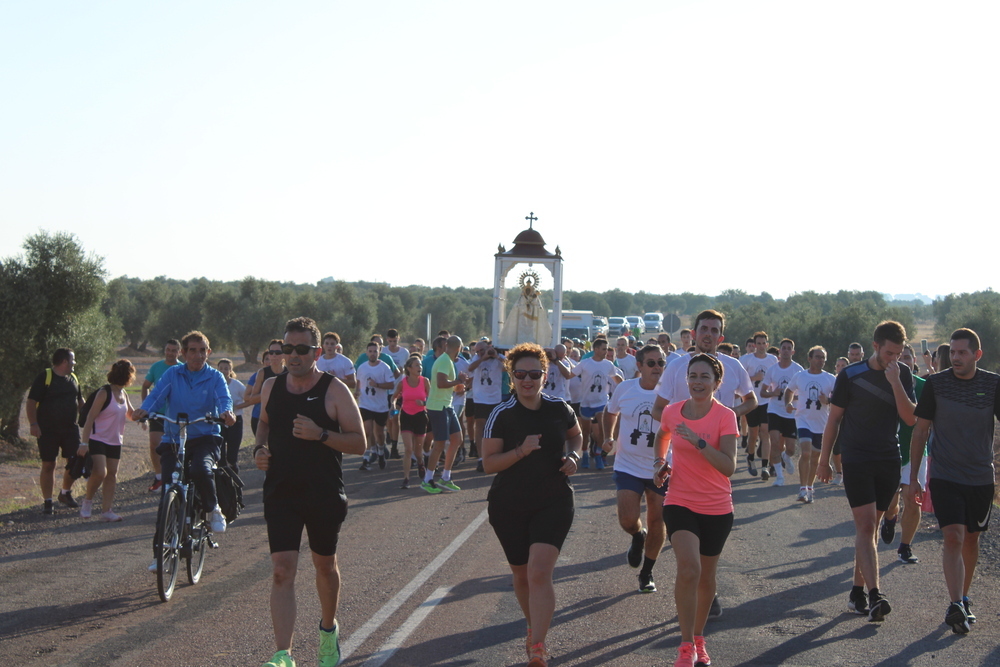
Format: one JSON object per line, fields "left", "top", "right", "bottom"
{"left": 2, "top": 1, "right": 996, "bottom": 300}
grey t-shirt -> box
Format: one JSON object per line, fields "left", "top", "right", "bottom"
{"left": 913, "top": 368, "right": 1000, "bottom": 486}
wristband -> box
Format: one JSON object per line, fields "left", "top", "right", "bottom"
{"left": 653, "top": 457, "right": 666, "bottom": 466}
{"left": 253, "top": 445, "right": 269, "bottom": 456}
{"left": 567, "top": 451, "right": 580, "bottom": 463}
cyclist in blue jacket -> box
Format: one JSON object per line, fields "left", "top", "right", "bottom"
{"left": 135, "top": 330, "right": 236, "bottom": 533}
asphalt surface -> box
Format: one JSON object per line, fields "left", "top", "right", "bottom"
{"left": 2, "top": 450, "right": 999, "bottom": 667}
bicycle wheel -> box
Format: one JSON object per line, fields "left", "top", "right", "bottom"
{"left": 154, "top": 488, "right": 182, "bottom": 602}
{"left": 186, "top": 508, "right": 207, "bottom": 585}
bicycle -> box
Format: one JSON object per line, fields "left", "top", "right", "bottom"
{"left": 145, "top": 412, "right": 226, "bottom": 602}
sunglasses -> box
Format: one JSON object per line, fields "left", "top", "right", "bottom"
{"left": 644, "top": 359, "right": 666, "bottom": 367}
{"left": 512, "top": 369, "right": 545, "bottom": 380}
{"left": 280, "top": 344, "right": 320, "bottom": 355}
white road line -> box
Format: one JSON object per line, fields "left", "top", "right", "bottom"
{"left": 340, "top": 507, "right": 489, "bottom": 661}
{"left": 361, "top": 586, "right": 452, "bottom": 667}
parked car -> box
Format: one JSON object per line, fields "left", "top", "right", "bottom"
{"left": 608, "top": 316, "right": 627, "bottom": 335}
{"left": 625, "top": 316, "right": 645, "bottom": 336}
{"left": 592, "top": 316, "right": 609, "bottom": 337}
{"left": 643, "top": 312, "right": 664, "bottom": 333}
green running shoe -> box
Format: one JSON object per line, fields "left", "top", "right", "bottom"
{"left": 438, "top": 479, "right": 461, "bottom": 492}
{"left": 318, "top": 622, "right": 341, "bottom": 666}
{"left": 421, "top": 480, "right": 442, "bottom": 494}
{"left": 262, "top": 649, "right": 296, "bottom": 667}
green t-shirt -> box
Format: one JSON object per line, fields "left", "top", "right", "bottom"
{"left": 427, "top": 353, "right": 456, "bottom": 411}
{"left": 899, "top": 374, "right": 925, "bottom": 466}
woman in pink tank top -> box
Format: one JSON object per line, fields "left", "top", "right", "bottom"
{"left": 79, "top": 360, "right": 140, "bottom": 522}
{"left": 391, "top": 356, "right": 430, "bottom": 489}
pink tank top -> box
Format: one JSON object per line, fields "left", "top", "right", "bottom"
{"left": 91, "top": 388, "right": 128, "bottom": 446}
{"left": 401, "top": 377, "right": 428, "bottom": 415}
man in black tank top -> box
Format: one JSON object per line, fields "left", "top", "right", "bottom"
{"left": 253, "top": 318, "right": 366, "bottom": 667}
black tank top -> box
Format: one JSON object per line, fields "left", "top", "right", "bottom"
{"left": 264, "top": 372, "right": 345, "bottom": 503}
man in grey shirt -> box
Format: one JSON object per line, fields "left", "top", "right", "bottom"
{"left": 908, "top": 327, "right": 1000, "bottom": 634}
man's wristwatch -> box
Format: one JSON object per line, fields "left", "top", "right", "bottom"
{"left": 320, "top": 429, "right": 330, "bottom": 444}
{"left": 697, "top": 438, "right": 708, "bottom": 450}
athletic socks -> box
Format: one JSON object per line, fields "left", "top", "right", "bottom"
{"left": 852, "top": 585, "right": 865, "bottom": 597}
{"left": 760, "top": 458, "right": 769, "bottom": 468}
{"left": 640, "top": 556, "right": 656, "bottom": 576}
{"left": 442, "top": 470, "right": 452, "bottom": 482}
{"left": 741, "top": 435, "right": 748, "bottom": 449}
{"left": 747, "top": 452, "right": 755, "bottom": 463}
{"left": 423, "top": 469, "right": 435, "bottom": 483}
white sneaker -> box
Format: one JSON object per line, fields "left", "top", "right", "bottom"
{"left": 80, "top": 499, "right": 93, "bottom": 519}
{"left": 782, "top": 452, "right": 795, "bottom": 475}
{"left": 100, "top": 511, "right": 123, "bottom": 522}
{"left": 772, "top": 475, "right": 785, "bottom": 487}
{"left": 805, "top": 490, "right": 814, "bottom": 504}
{"left": 796, "top": 488, "right": 808, "bottom": 502}
{"left": 832, "top": 473, "right": 843, "bottom": 485}
{"left": 209, "top": 507, "right": 227, "bottom": 533}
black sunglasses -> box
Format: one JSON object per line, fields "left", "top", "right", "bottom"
{"left": 280, "top": 344, "right": 320, "bottom": 356}
{"left": 512, "top": 369, "right": 545, "bottom": 380}
{"left": 644, "top": 359, "right": 666, "bottom": 367}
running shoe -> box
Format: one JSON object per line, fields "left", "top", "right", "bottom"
{"left": 455, "top": 445, "right": 466, "bottom": 464}
{"left": 148, "top": 478, "right": 162, "bottom": 492}
{"left": 58, "top": 491, "right": 79, "bottom": 508}
{"left": 796, "top": 488, "right": 808, "bottom": 503}
{"left": 377, "top": 451, "right": 386, "bottom": 470}
{"left": 581, "top": 451, "right": 589, "bottom": 469}
{"left": 708, "top": 596, "right": 722, "bottom": 619}
{"left": 359, "top": 459, "right": 371, "bottom": 471}
{"left": 768, "top": 464, "right": 775, "bottom": 477}
{"left": 945, "top": 601, "right": 970, "bottom": 634}
{"left": 100, "top": 511, "right": 123, "bottom": 522}
{"left": 80, "top": 499, "right": 93, "bottom": 518}
{"left": 746, "top": 456, "right": 757, "bottom": 476}
{"left": 782, "top": 452, "right": 795, "bottom": 475}
{"left": 897, "top": 546, "right": 919, "bottom": 564}
{"left": 963, "top": 597, "right": 976, "bottom": 624}
{"left": 832, "top": 473, "right": 843, "bottom": 485}
{"left": 400, "top": 478, "right": 410, "bottom": 490}
{"left": 760, "top": 466, "right": 770, "bottom": 482}
{"left": 847, "top": 589, "right": 869, "bottom": 615}
{"left": 476, "top": 460, "right": 485, "bottom": 473}
{"left": 868, "top": 592, "right": 891, "bottom": 622}
{"left": 638, "top": 571, "right": 656, "bottom": 593}
{"left": 527, "top": 642, "right": 549, "bottom": 667}
{"left": 390, "top": 443, "right": 400, "bottom": 459}
{"left": 771, "top": 474, "right": 784, "bottom": 487}
{"left": 879, "top": 516, "right": 896, "bottom": 544}
{"left": 693, "top": 635, "right": 711, "bottom": 667}
{"left": 469, "top": 444, "right": 479, "bottom": 458}
{"left": 318, "top": 622, "right": 340, "bottom": 667}
{"left": 209, "top": 507, "right": 227, "bottom": 533}
{"left": 438, "top": 479, "right": 461, "bottom": 492}
{"left": 627, "top": 529, "right": 647, "bottom": 568}
{"left": 595, "top": 453, "right": 605, "bottom": 470}
{"left": 420, "top": 480, "right": 442, "bottom": 495}
{"left": 674, "top": 641, "right": 695, "bottom": 667}
{"left": 43, "top": 499, "right": 54, "bottom": 515}
{"left": 262, "top": 649, "right": 296, "bottom": 667}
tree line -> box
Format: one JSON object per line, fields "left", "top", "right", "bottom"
{"left": 2, "top": 231, "right": 997, "bottom": 440}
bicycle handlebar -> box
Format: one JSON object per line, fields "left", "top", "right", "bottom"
{"left": 140, "top": 412, "right": 227, "bottom": 425}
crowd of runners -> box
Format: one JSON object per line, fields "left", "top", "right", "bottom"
{"left": 23, "top": 309, "right": 998, "bottom": 667}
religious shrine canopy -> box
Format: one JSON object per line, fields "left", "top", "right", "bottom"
{"left": 492, "top": 213, "right": 564, "bottom": 348}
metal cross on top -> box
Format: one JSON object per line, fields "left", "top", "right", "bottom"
{"left": 525, "top": 212, "right": 537, "bottom": 228}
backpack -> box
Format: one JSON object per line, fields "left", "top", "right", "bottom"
{"left": 40, "top": 368, "right": 80, "bottom": 403}
{"left": 78, "top": 385, "right": 112, "bottom": 428}
{"left": 214, "top": 464, "right": 245, "bottom": 524}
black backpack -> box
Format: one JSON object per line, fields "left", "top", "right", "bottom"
{"left": 78, "top": 385, "right": 112, "bottom": 428}
{"left": 214, "top": 464, "right": 245, "bottom": 524}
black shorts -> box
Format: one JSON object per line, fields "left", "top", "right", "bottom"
{"left": 474, "top": 402, "right": 500, "bottom": 420}
{"left": 399, "top": 410, "right": 430, "bottom": 436}
{"left": 88, "top": 439, "right": 122, "bottom": 460}
{"left": 929, "top": 478, "right": 994, "bottom": 533}
{"left": 37, "top": 427, "right": 80, "bottom": 463}
{"left": 663, "top": 504, "right": 733, "bottom": 557}
{"left": 768, "top": 414, "right": 797, "bottom": 439}
{"left": 570, "top": 402, "right": 581, "bottom": 418}
{"left": 746, "top": 404, "right": 769, "bottom": 428}
{"left": 149, "top": 418, "right": 165, "bottom": 433}
{"left": 359, "top": 408, "right": 388, "bottom": 427}
{"left": 264, "top": 492, "right": 347, "bottom": 557}
{"left": 842, "top": 459, "right": 900, "bottom": 510}
{"left": 465, "top": 397, "right": 476, "bottom": 414}
{"left": 489, "top": 494, "right": 575, "bottom": 566}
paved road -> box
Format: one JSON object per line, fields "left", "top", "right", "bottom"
{"left": 2, "top": 452, "right": 998, "bottom": 667}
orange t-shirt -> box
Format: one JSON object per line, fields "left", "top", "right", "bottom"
{"left": 661, "top": 400, "right": 739, "bottom": 515}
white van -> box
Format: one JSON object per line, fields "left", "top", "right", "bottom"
{"left": 643, "top": 312, "right": 664, "bottom": 333}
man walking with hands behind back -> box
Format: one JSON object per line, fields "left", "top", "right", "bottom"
{"left": 254, "top": 317, "right": 366, "bottom": 667}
